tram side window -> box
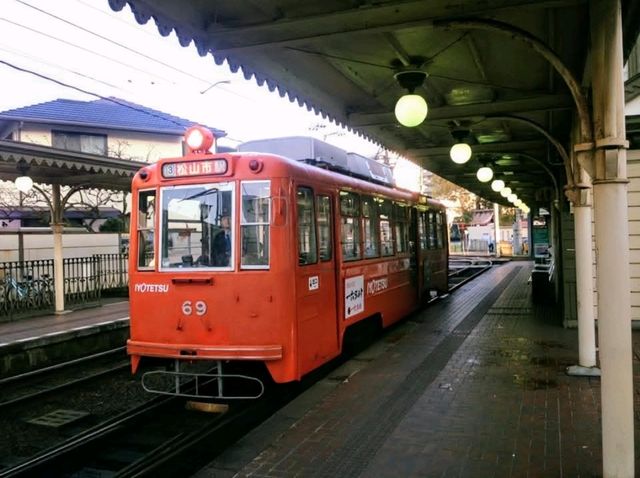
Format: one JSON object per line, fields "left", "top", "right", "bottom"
{"left": 137, "top": 190, "right": 156, "bottom": 270}
{"left": 419, "top": 211, "right": 428, "bottom": 250}
{"left": 394, "top": 204, "right": 409, "bottom": 253}
{"left": 317, "top": 195, "right": 333, "bottom": 261}
{"left": 436, "top": 211, "right": 444, "bottom": 249}
{"left": 340, "top": 191, "right": 361, "bottom": 261}
{"left": 379, "top": 199, "right": 393, "bottom": 256}
{"left": 428, "top": 211, "right": 437, "bottom": 249}
{"left": 297, "top": 187, "right": 317, "bottom": 265}
{"left": 241, "top": 181, "right": 270, "bottom": 268}
{"left": 362, "top": 196, "right": 379, "bottom": 258}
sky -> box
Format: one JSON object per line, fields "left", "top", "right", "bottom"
{"left": 0, "top": 0, "right": 385, "bottom": 154}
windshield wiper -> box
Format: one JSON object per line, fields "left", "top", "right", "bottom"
{"left": 179, "top": 187, "right": 219, "bottom": 202}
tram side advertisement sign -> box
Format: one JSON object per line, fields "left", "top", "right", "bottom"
{"left": 345, "top": 275, "right": 364, "bottom": 319}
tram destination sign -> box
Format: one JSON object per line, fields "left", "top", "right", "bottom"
{"left": 162, "top": 159, "right": 227, "bottom": 178}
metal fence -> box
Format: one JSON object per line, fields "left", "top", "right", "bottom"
{"left": 0, "top": 254, "right": 129, "bottom": 321}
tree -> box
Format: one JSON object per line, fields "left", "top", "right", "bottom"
{"left": 64, "top": 188, "right": 127, "bottom": 231}
{"left": 430, "top": 174, "right": 477, "bottom": 222}
{"left": 100, "top": 217, "right": 126, "bottom": 232}
{"left": 500, "top": 207, "right": 516, "bottom": 225}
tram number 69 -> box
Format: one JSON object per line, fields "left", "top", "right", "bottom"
{"left": 181, "top": 300, "right": 207, "bottom": 316}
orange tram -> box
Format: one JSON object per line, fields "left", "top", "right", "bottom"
{"left": 128, "top": 126, "right": 448, "bottom": 399}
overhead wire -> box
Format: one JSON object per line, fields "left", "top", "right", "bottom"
{"left": 71, "top": 0, "right": 159, "bottom": 38}
{"left": 2, "top": 1, "right": 325, "bottom": 141}
{"left": 0, "top": 17, "right": 173, "bottom": 86}
{"left": 0, "top": 44, "right": 126, "bottom": 91}
{"left": 6, "top": 1, "right": 254, "bottom": 101}
{"left": 0, "top": 58, "right": 195, "bottom": 129}
{"left": 15, "top": 0, "right": 213, "bottom": 85}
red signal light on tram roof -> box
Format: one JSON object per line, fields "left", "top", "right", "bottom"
{"left": 185, "top": 125, "right": 215, "bottom": 154}
{"left": 249, "top": 159, "right": 263, "bottom": 173}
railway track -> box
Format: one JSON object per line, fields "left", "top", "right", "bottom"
{"left": 0, "top": 347, "right": 130, "bottom": 410}
{"left": 1, "top": 381, "right": 300, "bottom": 478}
{"left": 448, "top": 256, "right": 494, "bottom": 291}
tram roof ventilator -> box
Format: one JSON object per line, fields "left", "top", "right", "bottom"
{"left": 239, "top": 136, "right": 395, "bottom": 188}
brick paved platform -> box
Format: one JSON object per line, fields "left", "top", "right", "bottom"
{"left": 195, "top": 261, "right": 640, "bottom": 478}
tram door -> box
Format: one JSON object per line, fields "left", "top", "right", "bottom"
{"left": 295, "top": 189, "right": 339, "bottom": 374}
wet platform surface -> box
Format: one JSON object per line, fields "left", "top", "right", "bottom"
{"left": 0, "top": 300, "right": 129, "bottom": 377}
{"left": 0, "top": 300, "right": 129, "bottom": 346}
{"left": 195, "top": 261, "right": 640, "bottom": 478}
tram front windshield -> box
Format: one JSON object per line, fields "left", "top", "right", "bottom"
{"left": 160, "top": 183, "right": 234, "bottom": 270}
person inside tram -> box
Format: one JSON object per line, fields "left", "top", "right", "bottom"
{"left": 212, "top": 214, "right": 232, "bottom": 266}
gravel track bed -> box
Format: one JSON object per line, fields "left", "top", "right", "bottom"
{"left": 0, "top": 364, "right": 151, "bottom": 469}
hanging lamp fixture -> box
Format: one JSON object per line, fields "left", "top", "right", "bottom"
{"left": 394, "top": 70, "right": 428, "bottom": 127}
{"left": 14, "top": 159, "right": 33, "bottom": 193}
{"left": 449, "top": 129, "right": 472, "bottom": 164}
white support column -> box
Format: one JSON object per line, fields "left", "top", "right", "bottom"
{"left": 51, "top": 184, "right": 66, "bottom": 315}
{"left": 493, "top": 202, "right": 500, "bottom": 257}
{"left": 567, "top": 187, "right": 599, "bottom": 374}
{"left": 593, "top": 172, "right": 633, "bottom": 476}
{"left": 512, "top": 209, "right": 522, "bottom": 255}
{"left": 590, "top": 1, "right": 634, "bottom": 476}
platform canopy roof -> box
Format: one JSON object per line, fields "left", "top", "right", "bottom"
{"left": 0, "top": 140, "right": 146, "bottom": 191}
{"left": 105, "top": 0, "right": 640, "bottom": 207}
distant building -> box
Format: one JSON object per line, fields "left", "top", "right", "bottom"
{"left": 0, "top": 206, "right": 122, "bottom": 232}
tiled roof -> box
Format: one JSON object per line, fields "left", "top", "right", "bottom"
{"left": 0, "top": 97, "right": 225, "bottom": 137}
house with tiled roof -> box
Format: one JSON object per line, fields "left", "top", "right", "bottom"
{"left": 0, "top": 97, "right": 225, "bottom": 162}
{"left": 0, "top": 97, "right": 225, "bottom": 238}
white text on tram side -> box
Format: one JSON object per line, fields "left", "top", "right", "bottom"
{"left": 366, "top": 277, "right": 388, "bottom": 295}
{"left": 134, "top": 283, "right": 169, "bottom": 293}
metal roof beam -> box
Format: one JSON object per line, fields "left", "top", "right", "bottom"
{"left": 349, "top": 94, "right": 574, "bottom": 127}
{"left": 205, "top": 1, "right": 585, "bottom": 53}
{"left": 408, "top": 139, "right": 547, "bottom": 156}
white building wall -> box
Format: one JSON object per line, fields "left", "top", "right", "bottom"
{"left": 627, "top": 96, "right": 640, "bottom": 116}
{"left": 627, "top": 149, "right": 640, "bottom": 321}
{"left": 0, "top": 232, "right": 121, "bottom": 262}
{"left": 16, "top": 123, "right": 182, "bottom": 162}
